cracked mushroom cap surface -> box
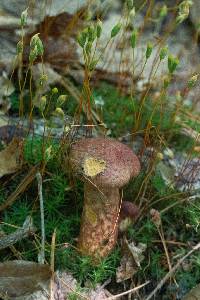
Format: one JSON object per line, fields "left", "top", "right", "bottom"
{"left": 70, "top": 137, "right": 140, "bottom": 188}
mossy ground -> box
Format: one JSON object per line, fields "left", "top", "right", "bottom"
{"left": 1, "top": 83, "right": 200, "bottom": 299}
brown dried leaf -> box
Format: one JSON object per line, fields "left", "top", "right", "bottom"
{"left": 182, "top": 283, "right": 200, "bottom": 300}
{"left": 0, "top": 216, "right": 36, "bottom": 250}
{"left": 116, "top": 238, "right": 146, "bottom": 283}
{"left": 88, "top": 286, "right": 112, "bottom": 300}
{"left": 128, "top": 241, "right": 146, "bottom": 267}
{"left": 0, "top": 125, "right": 26, "bottom": 144}
{"left": 0, "top": 260, "right": 51, "bottom": 298}
{"left": 0, "top": 138, "right": 23, "bottom": 178}
{"left": 116, "top": 254, "right": 137, "bottom": 283}
{"left": 0, "top": 115, "right": 9, "bottom": 127}
{"left": 0, "top": 261, "right": 113, "bottom": 300}
{"left": 0, "top": 165, "right": 37, "bottom": 212}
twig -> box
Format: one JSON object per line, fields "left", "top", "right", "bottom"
{"left": 36, "top": 171, "right": 45, "bottom": 264}
{"left": 152, "top": 240, "right": 187, "bottom": 246}
{"left": 145, "top": 242, "right": 200, "bottom": 300}
{"left": 92, "top": 278, "right": 112, "bottom": 298}
{"left": 0, "top": 230, "right": 22, "bottom": 259}
{"left": 106, "top": 281, "right": 150, "bottom": 300}
{"left": 158, "top": 224, "right": 172, "bottom": 278}
{"left": 59, "top": 277, "right": 89, "bottom": 300}
{"left": 50, "top": 229, "right": 56, "bottom": 300}
{"left": 97, "top": 278, "right": 111, "bottom": 292}
{"left": 0, "top": 165, "right": 38, "bottom": 212}
{"left": 0, "top": 216, "right": 36, "bottom": 250}
{"left": 161, "top": 195, "right": 198, "bottom": 214}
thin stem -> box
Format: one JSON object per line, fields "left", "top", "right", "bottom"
{"left": 36, "top": 171, "right": 45, "bottom": 264}
{"left": 146, "top": 242, "right": 200, "bottom": 300}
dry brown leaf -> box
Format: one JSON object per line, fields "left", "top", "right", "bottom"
{"left": 182, "top": 283, "right": 200, "bottom": 300}
{"left": 0, "top": 125, "right": 26, "bottom": 144}
{"left": 0, "top": 216, "right": 36, "bottom": 250}
{"left": 116, "top": 238, "right": 146, "bottom": 283}
{"left": 88, "top": 285, "right": 112, "bottom": 300}
{"left": 0, "top": 165, "right": 37, "bottom": 212}
{"left": 0, "top": 260, "right": 112, "bottom": 300}
{"left": 0, "top": 114, "right": 9, "bottom": 127}
{"left": 0, "top": 260, "right": 51, "bottom": 298}
{"left": 0, "top": 261, "right": 77, "bottom": 300}
{"left": 0, "top": 138, "right": 23, "bottom": 178}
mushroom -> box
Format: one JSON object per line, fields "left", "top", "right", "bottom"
{"left": 70, "top": 137, "right": 140, "bottom": 261}
{"left": 119, "top": 201, "right": 139, "bottom": 233}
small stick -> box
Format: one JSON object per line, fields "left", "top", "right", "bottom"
{"left": 158, "top": 225, "right": 172, "bottom": 278}
{"left": 0, "top": 216, "right": 36, "bottom": 250}
{"left": 50, "top": 229, "right": 56, "bottom": 300}
{"left": 0, "top": 230, "right": 22, "bottom": 259}
{"left": 145, "top": 242, "right": 200, "bottom": 300}
{"left": 59, "top": 277, "right": 90, "bottom": 300}
{"left": 106, "top": 281, "right": 150, "bottom": 300}
{"left": 0, "top": 165, "right": 38, "bottom": 212}
{"left": 152, "top": 240, "right": 187, "bottom": 246}
{"left": 36, "top": 171, "right": 45, "bottom": 264}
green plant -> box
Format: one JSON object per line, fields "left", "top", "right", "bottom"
{"left": 2, "top": 1, "right": 200, "bottom": 298}
{"left": 57, "top": 247, "right": 120, "bottom": 286}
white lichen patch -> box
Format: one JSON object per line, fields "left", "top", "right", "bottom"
{"left": 83, "top": 157, "right": 106, "bottom": 177}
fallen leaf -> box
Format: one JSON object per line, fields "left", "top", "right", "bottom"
{"left": 0, "top": 261, "right": 78, "bottom": 300}
{"left": 0, "top": 125, "right": 26, "bottom": 144}
{"left": 127, "top": 241, "right": 146, "bottom": 267}
{"left": 0, "top": 114, "right": 9, "bottom": 127}
{"left": 0, "top": 138, "right": 23, "bottom": 178}
{"left": 0, "top": 260, "right": 51, "bottom": 298}
{"left": 0, "top": 261, "right": 111, "bottom": 300}
{"left": 0, "top": 216, "right": 36, "bottom": 250}
{"left": 182, "top": 283, "right": 200, "bottom": 299}
{"left": 116, "top": 238, "right": 146, "bottom": 283}
{"left": 88, "top": 285, "right": 112, "bottom": 300}
{"left": 0, "top": 165, "right": 37, "bottom": 212}
{"left": 116, "top": 254, "right": 137, "bottom": 283}
{"left": 156, "top": 161, "right": 175, "bottom": 188}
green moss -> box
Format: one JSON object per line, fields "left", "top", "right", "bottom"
{"left": 57, "top": 247, "right": 120, "bottom": 286}
{"left": 93, "top": 83, "right": 135, "bottom": 137}
{"left": 0, "top": 135, "right": 120, "bottom": 286}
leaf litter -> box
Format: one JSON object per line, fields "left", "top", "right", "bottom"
{"left": 0, "top": 138, "right": 23, "bottom": 178}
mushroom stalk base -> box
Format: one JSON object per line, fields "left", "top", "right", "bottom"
{"left": 78, "top": 182, "right": 120, "bottom": 261}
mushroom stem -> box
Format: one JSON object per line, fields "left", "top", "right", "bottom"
{"left": 69, "top": 137, "right": 141, "bottom": 260}
{"left": 78, "top": 182, "right": 120, "bottom": 260}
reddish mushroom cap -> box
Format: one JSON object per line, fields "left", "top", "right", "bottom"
{"left": 70, "top": 137, "right": 140, "bottom": 188}
{"left": 120, "top": 201, "right": 139, "bottom": 220}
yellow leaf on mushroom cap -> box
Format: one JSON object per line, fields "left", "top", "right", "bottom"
{"left": 83, "top": 157, "right": 106, "bottom": 177}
